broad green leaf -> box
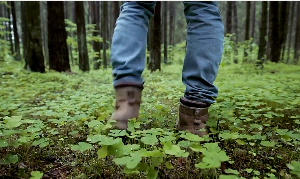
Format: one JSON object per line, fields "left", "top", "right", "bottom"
{"left": 141, "top": 134, "right": 158, "bottom": 145}
{"left": 30, "top": 171, "right": 44, "bottom": 179}
{"left": 71, "top": 142, "right": 93, "bottom": 152}
{"left": 97, "top": 146, "right": 108, "bottom": 159}
{"left": 3, "top": 116, "right": 22, "bottom": 129}
{"left": 0, "top": 139, "right": 8, "bottom": 147}
{"left": 1, "top": 154, "right": 18, "bottom": 164}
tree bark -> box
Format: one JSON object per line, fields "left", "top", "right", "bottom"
{"left": 67, "top": 1, "right": 74, "bottom": 65}
{"left": 163, "top": 1, "right": 168, "bottom": 64}
{"left": 24, "top": 2, "right": 45, "bottom": 72}
{"left": 280, "top": 2, "right": 290, "bottom": 62}
{"left": 243, "top": 1, "right": 251, "bottom": 61}
{"left": 149, "top": 2, "right": 161, "bottom": 72}
{"left": 250, "top": 1, "right": 256, "bottom": 52}
{"left": 287, "top": 2, "right": 295, "bottom": 64}
{"left": 11, "top": 1, "right": 21, "bottom": 61}
{"left": 112, "top": 1, "right": 119, "bottom": 26}
{"left": 47, "top": 1, "right": 70, "bottom": 72}
{"left": 232, "top": 1, "right": 238, "bottom": 42}
{"left": 75, "top": 1, "right": 89, "bottom": 71}
{"left": 91, "top": 1, "right": 101, "bottom": 70}
{"left": 232, "top": 1, "right": 238, "bottom": 64}
{"left": 147, "top": 18, "right": 153, "bottom": 66}
{"left": 21, "top": 2, "right": 26, "bottom": 59}
{"left": 257, "top": 1, "right": 268, "bottom": 64}
{"left": 294, "top": 2, "right": 300, "bottom": 63}
{"left": 40, "top": 2, "right": 49, "bottom": 65}
{"left": 168, "top": 1, "right": 175, "bottom": 61}
{"left": 225, "top": 1, "right": 232, "bottom": 34}
{"left": 102, "top": 1, "right": 108, "bottom": 69}
{"left": 268, "top": 1, "right": 280, "bottom": 63}
{"left": 6, "top": 4, "right": 14, "bottom": 55}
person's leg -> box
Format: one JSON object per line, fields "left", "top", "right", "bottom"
{"left": 111, "top": 1, "right": 156, "bottom": 88}
{"left": 110, "top": 2, "right": 156, "bottom": 130}
{"left": 177, "top": 1, "right": 224, "bottom": 136}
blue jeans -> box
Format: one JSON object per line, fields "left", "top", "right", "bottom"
{"left": 111, "top": 1, "right": 224, "bottom": 105}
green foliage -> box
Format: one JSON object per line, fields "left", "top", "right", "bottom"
{"left": 0, "top": 17, "right": 13, "bottom": 61}
{"left": 65, "top": 19, "right": 106, "bottom": 65}
{"left": 1, "top": 44, "right": 300, "bottom": 178}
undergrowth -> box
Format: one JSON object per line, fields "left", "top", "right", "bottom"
{"left": 0, "top": 58, "right": 300, "bottom": 179}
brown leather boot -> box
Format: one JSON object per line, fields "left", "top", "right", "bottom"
{"left": 176, "top": 97, "right": 209, "bottom": 137}
{"left": 111, "top": 86, "right": 142, "bottom": 130}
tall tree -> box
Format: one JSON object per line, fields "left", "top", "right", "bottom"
{"left": 147, "top": 18, "right": 153, "bottom": 65}
{"left": 294, "top": 2, "right": 300, "bottom": 63}
{"left": 75, "top": 1, "right": 89, "bottom": 71}
{"left": 232, "top": 1, "right": 238, "bottom": 42}
{"left": 163, "top": 1, "right": 168, "bottom": 64}
{"left": 102, "top": 1, "right": 108, "bottom": 69}
{"left": 232, "top": 1, "right": 238, "bottom": 63}
{"left": 148, "top": 2, "right": 161, "bottom": 72}
{"left": 21, "top": 2, "right": 26, "bottom": 58}
{"left": 168, "top": 1, "right": 175, "bottom": 61}
{"left": 40, "top": 2, "right": 49, "bottom": 65}
{"left": 24, "top": 2, "right": 45, "bottom": 72}
{"left": 280, "top": 2, "right": 290, "bottom": 62}
{"left": 112, "top": 1, "right": 119, "bottom": 26}
{"left": 250, "top": 1, "right": 256, "bottom": 52}
{"left": 91, "top": 1, "right": 101, "bottom": 70}
{"left": 243, "top": 1, "right": 251, "bottom": 62}
{"left": 6, "top": 4, "right": 14, "bottom": 54}
{"left": 67, "top": 1, "right": 74, "bottom": 65}
{"left": 287, "top": 2, "right": 295, "bottom": 63}
{"left": 225, "top": 1, "right": 232, "bottom": 34}
{"left": 47, "top": 1, "right": 70, "bottom": 72}
{"left": 268, "top": 1, "right": 280, "bottom": 63}
{"left": 257, "top": 1, "right": 268, "bottom": 65}
{"left": 10, "top": 1, "right": 21, "bottom": 61}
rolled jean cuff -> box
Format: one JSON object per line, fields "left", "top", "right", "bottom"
{"left": 113, "top": 76, "right": 144, "bottom": 89}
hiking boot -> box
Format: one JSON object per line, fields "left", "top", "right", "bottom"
{"left": 111, "top": 86, "right": 142, "bottom": 130}
{"left": 176, "top": 97, "right": 210, "bottom": 137}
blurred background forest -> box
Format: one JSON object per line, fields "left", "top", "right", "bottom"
{"left": 1, "top": 2, "right": 300, "bottom": 178}
{"left": 0, "top": 1, "right": 299, "bottom": 72}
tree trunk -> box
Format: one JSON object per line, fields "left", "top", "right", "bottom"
{"left": 232, "top": 1, "right": 238, "bottom": 64}
{"left": 232, "top": 1, "right": 238, "bottom": 42}
{"left": 268, "top": 1, "right": 280, "bottom": 63}
{"left": 112, "top": 1, "right": 119, "bottom": 26}
{"left": 147, "top": 18, "right": 153, "bottom": 66}
{"left": 257, "top": 1, "right": 268, "bottom": 65}
{"left": 294, "top": 2, "right": 300, "bottom": 63}
{"left": 47, "top": 1, "right": 70, "bottom": 72}
{"left": 102, "top": 1, "right": 107, "bottom": 69}
{"left": 0, "top": 4, "right": 3, "bottom": 40}
{"left": 91, "top": 1, "right": 101, "bottom": 70}
{"left": 243, "top": 1, "right": 251, "bottom": 62}
{"left": 75, "top": 1, "right": 89, "bottom": 71}
{"left": 21, "top": 2, "right": 26, "bottom": 59}
{"left": 24, "top": 2, "right": 45, "bottom": 73}
{"left": 40, "top": 2, "right": 49, "bottom": 66}
{"left": 67, "top": 1, "right": 74, "bottom": 65}
{"left": 225, "top": 1, "right": 232, "bottom": 34}
{"left": 149, "top": 2, "right": 161, "bottom": 72}
{"left": 6, "top": 4, "right": 14, "bottom": 55}
{"left": 287, "top": 2, "right": 295, "bottom": 64}
{"left": 250, "top": 1, "right": 256, "bottom": 52}
{"left": 163, "top": 1, "right": 168, "bottom": 64}
{"left": 280, "top": 2, "right": 290, "bottom": 62}
{"left": 11, "top": 1, "right": 21, "bottom": 61}
{"left": 168, "top": 1, "right": 175, "bottom": 61}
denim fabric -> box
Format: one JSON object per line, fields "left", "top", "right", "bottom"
{"left": 111, "top": 1, "right": 224, "bottom": 104}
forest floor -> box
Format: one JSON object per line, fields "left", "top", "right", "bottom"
{"left": 0, "top": 60, "right": 300, "bottom": 179}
